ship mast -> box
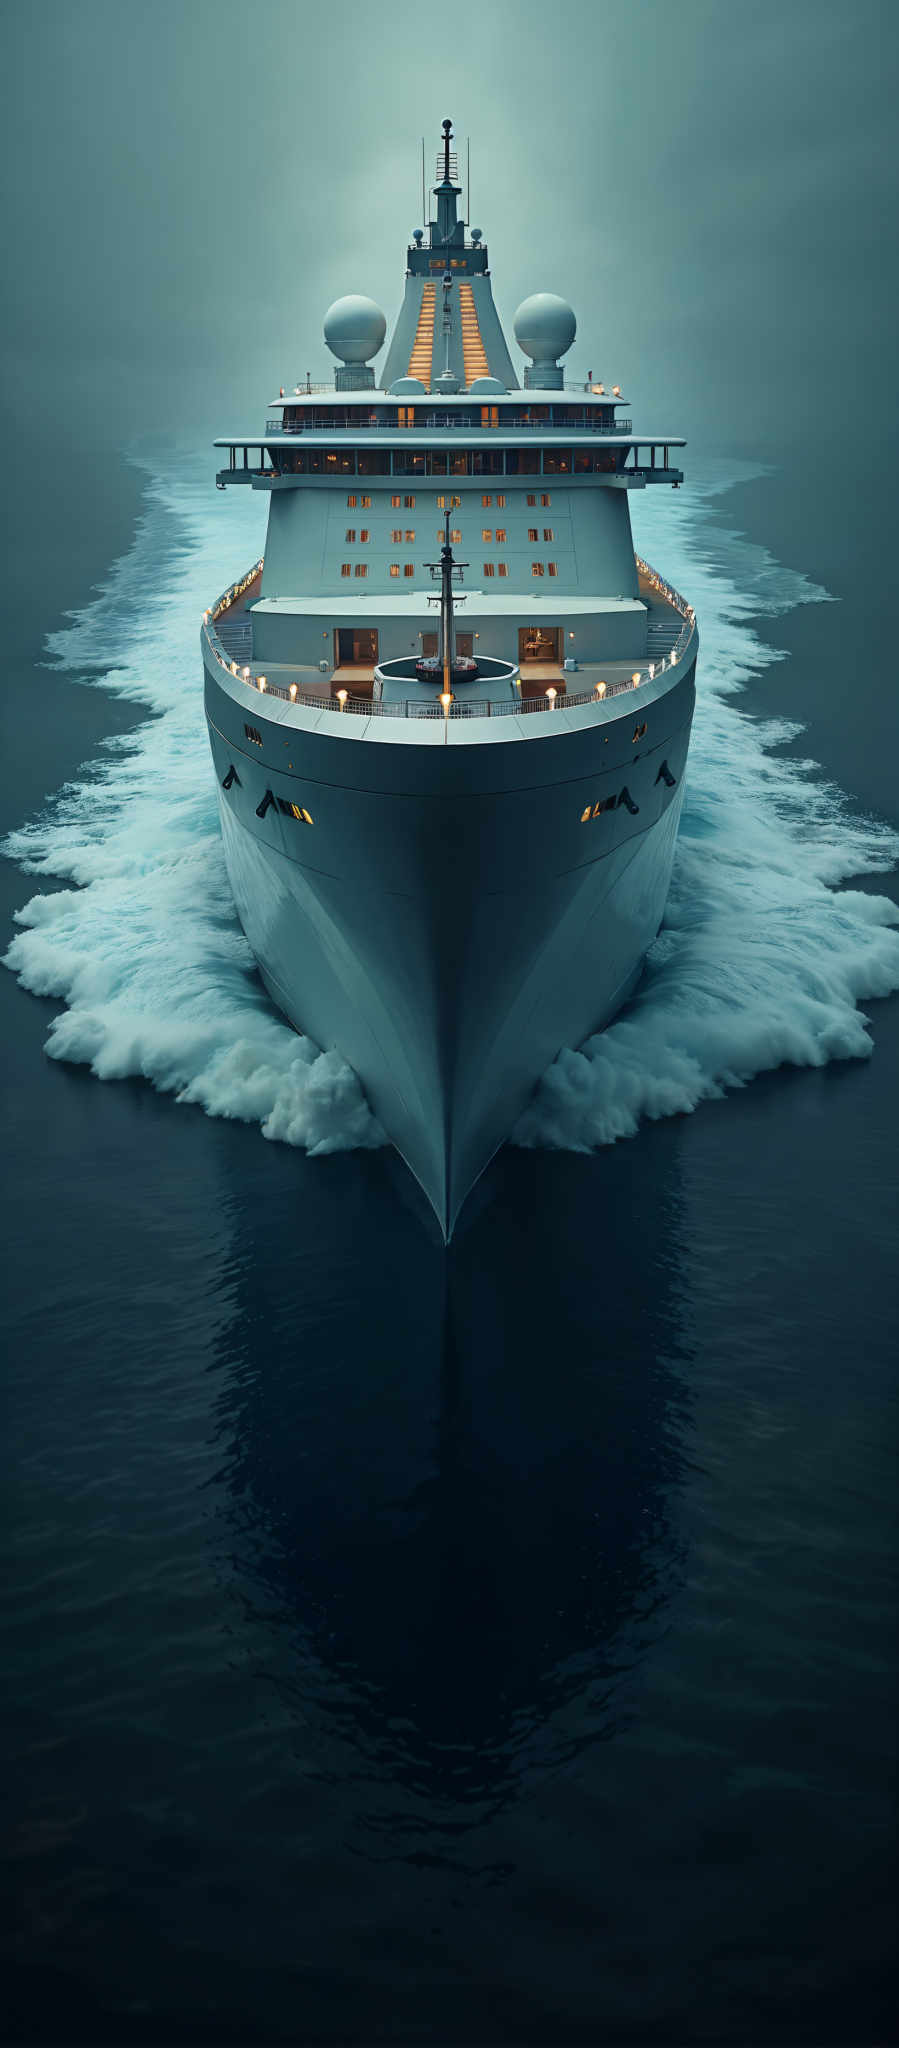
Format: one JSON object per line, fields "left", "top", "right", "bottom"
{"left": 425, "top": 509, "right": 468, "bottom": 698}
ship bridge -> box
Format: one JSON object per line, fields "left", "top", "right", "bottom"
{"left": 380, "top": 120, "right": 518, "bottom": 394}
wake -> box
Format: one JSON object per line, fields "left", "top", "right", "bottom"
{"left": 4, "top": 452, "right": 898, "bottom": 1164}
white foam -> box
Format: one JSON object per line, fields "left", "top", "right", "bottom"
{"left": 4, "top": 453, "right": 898, "bottom": 1165}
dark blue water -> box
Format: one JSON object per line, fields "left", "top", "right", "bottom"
{"left": 2, "top": 444, "right": 897, "bottom": 2043}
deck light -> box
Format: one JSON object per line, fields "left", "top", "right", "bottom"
{"left": 337, "top": 688, "right": 348, "bottom": 709}
{"left": 546, "top": 686, "right": 558, "bottom": 706}
{"left": 258, "top": 676, "right": 267, "bottom": 691}
{"left": 440, "top": 692, "right": 453, "bottom": 715}
{"left": 230, "top": 662, "right": 238, "bottom": 675}
{"left": 242, "top": 666, "right": 250, "bottom": 680}
{"left": 632, "top": 672, "right": 641, "bottom": 688}
{"left": 613, "top": 385, "right": 621, "bottom": 397}
{"left": 289, "top": 683, "right": 298, "bottom": 701}
{"left": 595, "top": 681, "right": 607, "bottom": 699}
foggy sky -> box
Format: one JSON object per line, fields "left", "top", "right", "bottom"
{"left": 3, "top": 0, "right": 897, "bottom": 460}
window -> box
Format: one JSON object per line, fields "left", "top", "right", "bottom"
{"left": 341, "top": 563, "right": 351, "bottom": 577}
{"left": 481, "top": 406, "right": 499, "bottom": 428}
{"left": 541, "top": 492, "right": 551, "bottom": 506}
{"left": 359, "top": 529, "right": 370, "bottom": 542}
{"left": 482, "top": 494, "right": 492, "bottom": 507}
{"left": 527, "top": 493, "right": 537, "bottom": 506}
{"left": 404, "top": 529, "right": 415, "bottom": 542}
{"left": 354, "top": 564, "right": 367, "bottom": 578}
{"left": 498, "top": 562, "right": 509, "bottom": 577}
{"left": 496, "top": 528, "right": 506, "bottom": 543}
{"left": 361, "top": 494, "right": 372, "bottom": 507}
{"left": 389, "top": 563, "right": 400, "bottom": 577}
{"left": 548, "top": 563, "right": 558, "bottom": 577}
{"left": 497, "top": 494, "right": 506, "bottom": 508}
{"left": 345, "top": 528, "right": 356, "bottom": 542}
{"left": 484, "top": 562, "right": 495, "bottom": 577}
{"left": 391, "top": 494, "right": 401, "bottom": 507}
{"left": 437, "top": 494, "right": 461, "bottom": 509}
{"left": 391, "top": 529, "right": 402, "bottom": 543}
{"left": 398, "top": 406, "right": 415, "bottom": 427}
{"left": 347, "top": 494, "right": 357, "bottom": 508}
{"left": 482, "top": 528, "right": 492, "bottom": 542}
{"left": 277, "top": 798, "right": 314, "bottom": 824}
{"left": 543, "top": 528, "right": 554, "bottom": 541}
{"left": 543, "top": 450, "right": 571, "bottom": 474}
{"left": 451, "top": 529, "right": 461, "bottom": 544}
{"left": 404, "top": 563, "right": 414, "bottom": 578}
{"left": 532, "top": 562, "right": 545, "bottom": 576}
{"left": 528, "top": 527, "right": 538, "bottom": 542}
{"left": 244, "top": 724, "right": 263, "bottom": 746}
{"left": 404, "top": 495, "right": 416, "bottom": 508}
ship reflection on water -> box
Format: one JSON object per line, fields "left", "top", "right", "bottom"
{"left": 208, "top": 1137, "right": 693, "bottom": 1824}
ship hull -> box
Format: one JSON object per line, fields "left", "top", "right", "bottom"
{"left": 204, "top": 652, "right": 695, "bottom": 1237}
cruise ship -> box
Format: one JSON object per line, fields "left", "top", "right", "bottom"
{"left": 203, "top": 121, "right": 698, "bottom": 1238}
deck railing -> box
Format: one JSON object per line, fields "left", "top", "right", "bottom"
{"left": 202, "top": 560, "right": 695, "bottom": 724}
{"left": 264, "top": 415, "right": 633, "bottom": 436}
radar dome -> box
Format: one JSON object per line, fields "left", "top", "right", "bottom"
{"left": 513, "top": 293, "right": 577, "bottom": 364}
{"left": 323, "top": 295, "right": 386, "bottom": 365}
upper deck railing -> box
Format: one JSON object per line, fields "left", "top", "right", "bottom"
{"left": 202, "top": 559, "right": 695, "bottom": 726}
{"left": 264, "top": 413, "right": 633, "bottom": 435}
{"left": 273, "top": 380, "right": 622, "bottom": 400}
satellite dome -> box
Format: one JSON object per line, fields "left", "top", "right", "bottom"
{"left": 323, "top": 295, "right": 386, "bottom": 365}
{"left": 388, "top": 376, "right": 427, "bottom": 396}
{"left": 469, "top": 375, "right": 506, "bottom": 395}
{"left": 513, "top": 293, "right": 577, "bottom": 364}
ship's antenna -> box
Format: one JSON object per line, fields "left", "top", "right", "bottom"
{"left": 467, "top": 136, "right": 470, "bottom": 223}
{"left": 421, "top": 137, "right": 425, "bottom": 227}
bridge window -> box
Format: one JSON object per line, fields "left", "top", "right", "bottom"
{"left": 543, "top": 450, "right": 571, "bottom": 474}
{"left": 481, "top": 406, "right": 499, "bottom": 428}
{"left": 398, "top": 407, "right": 415, "bottom": 428}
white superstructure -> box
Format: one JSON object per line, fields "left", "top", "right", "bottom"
{"left": 203, "top": 121, "right": 698, "bottom": 1236}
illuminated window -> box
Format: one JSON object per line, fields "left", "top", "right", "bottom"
{"left": 345, "top": 528, "right": 356, "bottom": 542}
{"left": 498, "top": 562, "right": 508, "bottom": 577}
{"left": 482, "top": 494, "right": 493, "bottom": 507}
{"left": 404, "top": 529, "right": 415, "bottom": 542}
{"left": 437, "top": 494, "right": 461, "bottom": 509}
{"left": 497, "top": 494, "right": 506, "bottom": 508}
{"left": 532, "top": 562, "right": 545, "bottom": 576}
{"left": 482, "top": 528, "right": 492, "bottom": 542}
{"left": 391, "top": 494, "right": 401, "bottom": 507}
{"left": 541, "top": 493, "right": 551, "bottom": 506}
{"left": 244, "top": 724, "right": 263, "bottom": 746}
{"left": 360, "top": 529, "right": 370, "bottom": 542}
{"left": 404, "top": 563, "right": 414, "bottom": 578}
{"left": 341, "top": 563, "right": 351, "bottom": 577}
{"left": 398, "top": 406, "right": 415, "bottom": 427}
{"left": 527, "top": 493, "right": 536, "bottom": 506}
{"left": 548, "top": 562, "right": 558, "bottom": 577}
{"left": 404, "top": 495, "right": 416, "bottom": 508}
{"left": 361, "top": 494, "right": 371, "bottom": 508}
{"left": 496, "top": 528, "right": 506, "bottom": 543}
{"left": 277, "top": 797, "right": 314, "bottom": 824}
{"left": 484, "top": 562, "right": 495, "bottom": 576}
{"left": 354, "top": 564, "right": 367, "bottom": 578}
{"left": 481, "top": 406, "right": 499, "bottom": 427}
{"left": 528, "top": 527, "right": 538, "bottom": 542}
{"left": 389, "top": 563, "right": 400, "bottom": 577}
{"left": 390, "top": 528, "right": 401, "bottom": 543}
{"left": 451, "top": 529, "right": 462, "bottom": 543}
{"left": 543, "top": 528, "right": 554, "bottom": 541}
{"left": 347, "top": 494, "right": 357, "bottom": 508}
